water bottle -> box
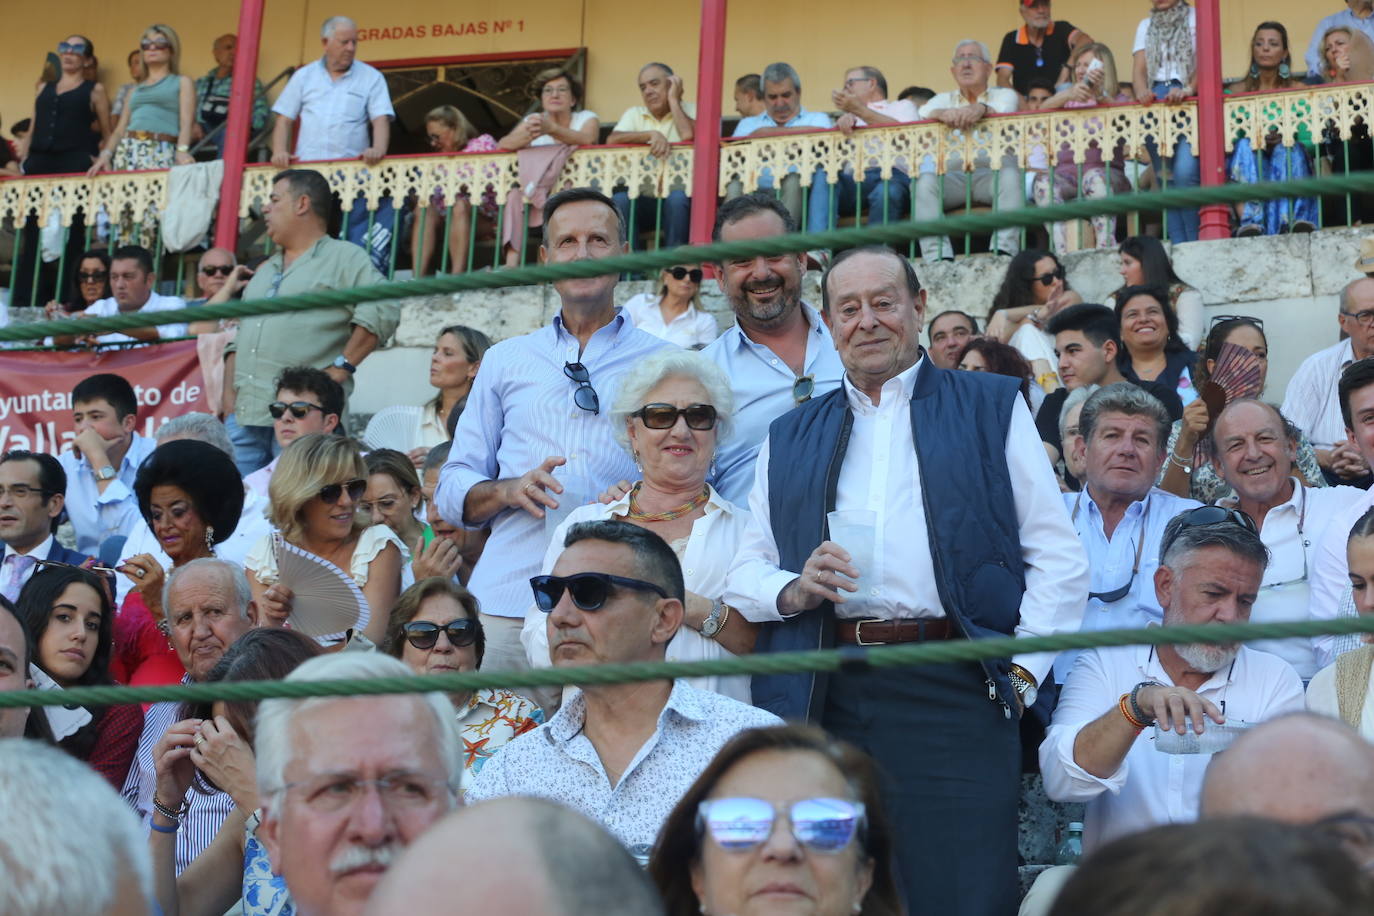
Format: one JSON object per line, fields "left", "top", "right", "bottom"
{"left": 1055, "top": 822, "right": 1084, "bottom": 866}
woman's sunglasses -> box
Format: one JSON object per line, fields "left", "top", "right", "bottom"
{"left": 318, "top": 478, "right": 366, "bottom": 505}
{"left": 633, "top": 403, "right": 717, "bottom": 430}
{"left": 268, "top": 400, "right": 325, "bottom": 420}
{"left": 76, "top": 270, "right": 108, "bottom": 283}
{"left": 1032, "top": 266, "right": 1066, "bottom": 287}
{"left": 668, "top": 267, "right": 703, "bottom": 283}
{"left": 58, "top": 42, "right": 89, "bottom": 55}
{"left": 530, "top": 572, "right": 669, "bottom": 612}
{"left": 697, "top": 797, "right": 866, "bottom": 853}
{"left": 140, "top": 38, "right": 171, "bottom": 51}
{"left": 403, "top": 619, "right": 477, "bottom": 650}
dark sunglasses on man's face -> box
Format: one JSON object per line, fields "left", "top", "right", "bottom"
{"left": 318, "top": 478, "right": 367, "bottom": 505}
{"left": 530, "top": 572, "right": 669, "bottom": 612}
{"left": 634, "top": 403, "right": 718, "bottom": 430}
{"left": 403, "top": 619, "right": 477, "bottom": 650}
{"left": 268, "top": 400, "right": 324, "bottom": 420}
{"left": 77, "top": 271, "right": 108, "bottom": 283}
{"left": 668, "top": 267, "right": 703, "bottom": 284}
{"left": 200, "top": 264, "right": 234, "bottom": 277}
{"left": 1033, "top": 266, "right": 1066, "bottom": 287}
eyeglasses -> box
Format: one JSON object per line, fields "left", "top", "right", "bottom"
{"left": 0, "top": 483, "right": 50, "bottom": 500}
{"left": 697, "top": 797, "right": 866, "bottom": 853}
{"left": 32, "top": 556, "right": 118, "bottom": 578}
{"left": 634, "top": 403, "right": 718, "bottom": 430}
{"left": 1208, "top": 314, "right": 1264, "bottom": 332}
{"left": 57, "top": 41, "right": 88, "bottom": 55}
{"left": 530, "top": 572, "right": 669, "bottom": 612}
{"left": 1032, "top": 266, "right": 1066, "bottom": 287}
{"left": 844, "top": 77, "right": 875, "bottom": 87}
{"left": 1159, "top": 505, "right": 1259, "bottom": 558}
{"left": 564, "top": 362, "right": 600, "bottom": 414}
{"left": 1342, "top": 308, "right": 1374, "bottom": 327}
{"left": 140, "top": 38, "right": 171, "bottom": 51}
{"left": 668, "top": 267, "right": 703, "bottom": 283}
{"left": 199, "top": 264, "right": 234, "bottom": 277}
{"left": 268, "top": 400, "right": 325, "bottom": 420}
{"left": 952, "top": 55, "right": 987, "bottom": 64}
{"left": 77, "top": 270, "right": 108, "bottom": 283}
{"left": 541, "top": 83, "right": 573, "bottom": 96}
{"left": 792, "top": 374, "right": 816, "bottom": 404}
{"left": 317, "top": 478, "right": 367, "bottom": 505}
{"left": 358, "top": 496, "right": 401, "bottom": 515}
{"left": 403, "top": 619, "right": 478, "bottom": 650}
{"left": 281, "top": 772, "right": 451, "bottom": 814}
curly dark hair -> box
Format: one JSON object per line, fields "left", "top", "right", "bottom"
{"left": 134, "top": 439, "right": 244, "bottom": 546}
{"left": 990, "top": 249, "right": 1070, "bottom": 314}
{"left": 956, "top": 337, "right": 1034, "bottom": 405}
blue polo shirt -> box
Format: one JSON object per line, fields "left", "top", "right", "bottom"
{"left": 731, "top": 108, "right": 832, "bottom": 184}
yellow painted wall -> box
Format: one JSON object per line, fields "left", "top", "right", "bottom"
{"left": 0, "top": 1, "right": 1342, "bottom": 143}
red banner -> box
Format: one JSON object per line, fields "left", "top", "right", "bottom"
{"left": 0, "top": 340, "right": 207, "bottom": 455}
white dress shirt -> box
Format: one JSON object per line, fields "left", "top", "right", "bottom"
{"left": 520, "top": 485, "right": 751, "bottom": 703}
{"left": 1041, "top": 641, "right": 1304, "bottom": 853}
{"left": 436, "top": 311, "right": 674, "bottom": 617}
{"left": 59, "top": 433, "right": 157, "bottom": 556}
{"left": 1308, "top": 484, "right": 1374, "bottom": 668}
{"left": 621, "top": 292, "right": 719, "bottom": 349}
{"left": 113, "top": 485, "right": 273, "bottom": 605}
{"left": 1281, "top": 339, "right": 1355, "bottom": 450}
{"left": 700, "top": 304, "right": 845, "bottom": 504}
{"left": 724, "top": 360, "right": 1089, "bottom": 685}
{"left": 243, "top": 456, "right": 277, "bottom": 503}
{"left": 917, "top": 87, "right": 1021, "bottom": 174}
{"left": 1218, "top": 481, "right": 1359, "bottom": 680}
{"left": 70, "top": 292, "right": 189, "bottom": 345}
{"left": 1059, "top": 486, "right": 1200, "bottom": 682}
{"left": 466, "top": 679, "right": 780, "bottom": 856}
{"left": 271, "top": 58, "right": 395, "bottom": 162}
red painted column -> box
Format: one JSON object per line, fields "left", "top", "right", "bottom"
{"left": 213, "top": 0, "right": 268, "bottom": 252}
{"left": 688, "top": 0, "right": 727, "bottom": 245}
{"left": 1195, "top": 0, "right": 1228, "bottom": 241}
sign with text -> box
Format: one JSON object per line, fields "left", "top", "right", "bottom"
{"left": 0, "top": 341, "right": 207, "bottom": 455}
{"left": 309, "top": 0, "right": 576, "bottom": 59}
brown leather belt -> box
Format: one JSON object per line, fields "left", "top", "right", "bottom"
{"left": 127, "top": 130, "right": 178, "bottom": 143}
{"left": 835, "top": 618, "right": 956, "bottom": 645}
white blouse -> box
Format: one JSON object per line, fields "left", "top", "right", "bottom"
{"left": 622, "top": 292, "right": 719, "bottom": 349}
{"left": 245, "top": 524, "right": 407, "bottom": 589}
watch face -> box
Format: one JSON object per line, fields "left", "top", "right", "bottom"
{"left": 702, "top": 617, "right": 720, "bottom": 637}
{"left": 1022, "top": 685, "right": 1038, "bottom": 708}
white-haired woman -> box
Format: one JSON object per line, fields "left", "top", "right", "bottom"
{"left": 521, "top": 350, "right": 757, "bottom": 703}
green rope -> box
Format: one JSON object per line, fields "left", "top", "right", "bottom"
{"left": 5, "top": 616, "right": 1372, "bottom": 709}
{"left": 0, "top": 172, "right": 1369, "bottom": 343}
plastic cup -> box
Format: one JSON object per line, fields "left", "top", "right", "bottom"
{"left": 826, "top": 510, "right": 877, "bottom": 607}
{"left": 544, "top": 471, "right": 591, "bottom": 540}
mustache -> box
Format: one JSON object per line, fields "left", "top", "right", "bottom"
{"left": 330, "top": 842, "right": 401, "bottom": 876}
{"left": 743, "top": 274, "right": 786, "bottom": 292}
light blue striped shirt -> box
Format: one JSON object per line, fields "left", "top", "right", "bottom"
{"left": 437, "top": 311, "right": 675, "bottom": 617}
{"left": 58, "top": 432, "right": 156, "bottom": 556}
{"left": 701, "top": 304, "right": 845, "bottom": 504}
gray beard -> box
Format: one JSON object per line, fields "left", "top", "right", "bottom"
{"left": 1174, "top": 641, "right": 1238, "bottom": 674}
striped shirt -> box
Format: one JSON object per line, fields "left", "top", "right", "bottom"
{"left": 436, "top": 310, "right": 674, "bottom": 617}
{"left": 121, "top": 675, "right": 235, "bottom": 874}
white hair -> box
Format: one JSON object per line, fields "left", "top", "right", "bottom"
{"left": 163, "top": 557, "right": 253, "bottom": 620}
{"left": 254, "top": 652, "right": 462, "bottom": 798}
{"left": 156, "top": 412, "right": 235, "bottom": 459}
{"left": 1058, "top": 384, "right": 1099, "bottom": 442}
{"left": 0, "top": 738, "right": 153, "bottom": 915}
{"left": 320, "top": 15, "right": 356, "bottom": 39}
{"left": 954, "top": 39, "right": 992, "bottom": 64}
{"left": 610, "top": 350, "right": 735, "bottom": 452}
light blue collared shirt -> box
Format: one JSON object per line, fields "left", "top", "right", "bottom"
{"left": 58, "top": 432, "right": 156, "bottom": 556}
{"left": 1057, "top": 486, "right": 1200, "bottom": 681}
{"left": 701, "top": 304, "right": 845, "bottom": 504}
{"left": 731, "top": 107, "right": 833, "bottom": 183}
{"left": 437, "top": 311, "right": 675, "bottom": 617}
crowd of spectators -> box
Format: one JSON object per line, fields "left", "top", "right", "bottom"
{"left": 10, "top": 4, "right": 1374, "bottom": 916}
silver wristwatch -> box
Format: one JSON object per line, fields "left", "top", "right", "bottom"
{"left": 701, "top": 598, "right": 728, "bottom": 639}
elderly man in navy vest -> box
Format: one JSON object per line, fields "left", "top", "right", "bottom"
{"left": 725, "top": 245, "right": 1089, "bottom": 916}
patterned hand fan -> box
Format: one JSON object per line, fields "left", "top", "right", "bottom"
{"left": 273, "top": 533, "right": 370, "bottom": 642}
{"left": 1209, "top": 341, "right": 1265, "bottom": 403}
{"left": 363, "top": 405, "right": 424, "bottom": 453}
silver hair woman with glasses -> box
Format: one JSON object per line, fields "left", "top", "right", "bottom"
{"left": 522, "top": 349, "right": 757, "bottom": 703}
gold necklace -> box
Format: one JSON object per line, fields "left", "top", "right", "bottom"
{"left": 624, "top": 482, "right": 709, "bottom": 522}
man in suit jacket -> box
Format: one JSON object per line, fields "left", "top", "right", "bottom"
{"left": 0, "top": 450, "right": 91, "bottom": 602}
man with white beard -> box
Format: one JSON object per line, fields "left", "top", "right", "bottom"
{"left": 1039, "top": 507, "right": 1304, "bottom": 853}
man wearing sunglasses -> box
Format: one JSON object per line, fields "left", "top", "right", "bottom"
{"left": 468, "top": 520, "right": 779, "bottom": 858}
{"left": 1042, "top": 507, "right": 1305, "bottom": 854}
{"left": 245, "top": 367, "right": 344, "bottom": 500}
{"left": 185, "top": 248, "right": 237, "bottom": 307}
{"left": 701, "top": 193, "right": 845, "bottom": 503}
{"left": 439, "top": 189, "right": 672, "bottom": 695}
{"left": 724, "top": 246, "right": 1087, "bottom": 916}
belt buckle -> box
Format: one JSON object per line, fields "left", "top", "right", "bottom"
{"left": 853, "top": 618, "right": 885, "bottom": 647}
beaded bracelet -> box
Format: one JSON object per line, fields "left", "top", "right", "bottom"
{"left": 152, "top": 794, "right": 186, "bottom": 824}
{"left": 1118, "top": 693, "right": 1148, "bottom": 731}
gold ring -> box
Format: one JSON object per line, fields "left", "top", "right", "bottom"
{"left": 194, "top": 734, "right": 205, "bottom": 747}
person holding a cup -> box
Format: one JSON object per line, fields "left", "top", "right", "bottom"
{"left": 723, "top": 245, "right": 1089, "bottom": 916}
{"left": 523, "top": 349, "right": 758, "bottom": 706}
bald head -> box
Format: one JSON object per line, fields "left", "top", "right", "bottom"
{"left": 363, "top": 798, "right": 663, "bottom": 916}
{"left": 1201, "top": 713, "right": 1374, "bottom": 823}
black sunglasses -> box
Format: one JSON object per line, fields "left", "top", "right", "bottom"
{"left": 668, "top": 267, "right": 703, "bottom": 283}
{"left": 58, "top": 41, "right": 89, "bottom": 55}
{"left": 199, "top": 264, "right": 234, "bottom": 277}
{"left": 792, "top": 374, "right": 815, "bottom": 404}
{"left": 634, "top": 403, "right": 718, "bottom": 430}
{"left": 1208, "top": 314, "right": 1264, "bottom": 332}
{"left": 564, "top": 362, "right": 600, "bottom": 414}
{"left": 318, "top": 478, "right": 367, "bottom": 505}
{"left": 403, "top": 619, "right": 477, "bottom": 650}
{"left": 530, "top": 572, "right": 669, "bottom": 612}
{"left": 1032, "top": 266, "right": 1066, "bottom": 287}
{"left": 1090, "top": 532, "right": 1144, "bottom": 604}
{"left": 76, "top": 270, "right": 108, "bottom": 282}
{"left": 269, "top": 400, "right": 325, "bottom": 420}
{"left": 1164, "top": 506, "right": 1258, "bottom": 548}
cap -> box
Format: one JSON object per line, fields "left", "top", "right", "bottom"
{"left": 1068, "top": 822, "right": 1084, "bottom": 832}
{"left": 1358, "top": 237, "right": 1374, "bottom": 273}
